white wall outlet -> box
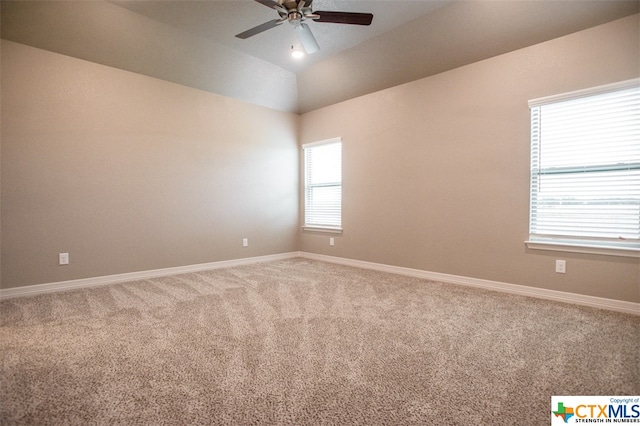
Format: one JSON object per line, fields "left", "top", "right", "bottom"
{"left": 242, "top": 238, "right": 248, "bottom": 247}
{"left": 59, "top": 252, "right": 69, "bottom": 265}
{"left": 329, "top": 237, "right": 335, "bottom": 246}
{"left": 555, "top": 259, "right": 566, "bottom": 274}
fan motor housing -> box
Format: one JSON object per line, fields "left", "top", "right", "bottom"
{"left": 282, "top": 0, "right": 299, "bottom": 10}
{"left": 288, "top": 11, "right": 302, "bottom": 24}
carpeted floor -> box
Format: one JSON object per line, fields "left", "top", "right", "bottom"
{"left": 1, "top": 258, "right": 638, "bottom": 425}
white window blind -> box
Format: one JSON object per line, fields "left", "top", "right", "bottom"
{"left": 303, "top": 139, "right": 342, "bottom": 230}
{"left": 528, "top": 79, "right": 640, "bottom": 255}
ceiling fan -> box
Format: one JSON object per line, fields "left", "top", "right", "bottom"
{"left": 235, "top": 0, "right": 373, "bottom": 54}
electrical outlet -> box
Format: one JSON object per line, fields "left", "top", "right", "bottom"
{"left": 555, "top": 260, "right": 566, "bottom": 274}
{"left": 329, "top": 237, "right": 335, "bottom": 246}
{"left": 59, "top": 252, "right": 69, "bottom": 265}
{"left": 242, "top": 238, "right": 248, "bottom": 247}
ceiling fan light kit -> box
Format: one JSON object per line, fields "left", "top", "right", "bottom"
{"left": 291, "top": 46, "right": 305, "bottom": 59}
{"left": 236, "top": 0, "right": 374, "bottom": 54}
{"left": 294, "top": 23, "right": 320, "bottom": 54}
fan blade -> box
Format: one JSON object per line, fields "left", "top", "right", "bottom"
{"left": 255, "top": 0, "right": 287, "bottom": 11}
{"left": 253, "top": 0, "right": 277, "bottom": 7}
{"left": 235, "top": 19, "right": 283, "bottom": 39}
{"left": 254, "top": 0, "right": 287, "bottom": 14}
{"left": 295, "top": 23, "right": 319, "bottom": 54}
{"left": 313, "top": 11, "right": 373, "bottom": 25}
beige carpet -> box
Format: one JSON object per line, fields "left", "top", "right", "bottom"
{"left": 1, "top": 258, "right": 638, "bottom": 425}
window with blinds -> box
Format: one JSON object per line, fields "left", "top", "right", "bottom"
{"left": 303, "top": 138, "right": 342, "bottom": 231}
{"left": 527, "top": 79, "right": 639, "bottom": 256}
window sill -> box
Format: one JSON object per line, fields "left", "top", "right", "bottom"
{"left": 525, "top": 240, "right": 640, "bottom": 258}
{"left": 302, "top": 226, "right": 343, "bottom": 234}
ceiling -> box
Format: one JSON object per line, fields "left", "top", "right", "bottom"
{"left": 2, "top": 1, "right": 639, "bottom": 113}
{"left": 111, "top": 0, "right": 451, "bottom": 74}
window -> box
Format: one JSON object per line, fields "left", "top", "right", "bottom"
{"left": 527, "top": 79, "right": 640, "bottom": 257}
{"left": 303, "top": 138, "right": 342, "bottom": 231}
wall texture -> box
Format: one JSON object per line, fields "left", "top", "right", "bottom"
{"left": 300, "top": 15, "right": 640, "bottom": 303}
{"left": 1, "top": 40, "right": 299, "bottom": 288}
{"left": 2, "top": 15, "right": 639, "bottom": 303}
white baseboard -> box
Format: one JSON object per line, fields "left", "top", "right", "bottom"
{"left": 2, "top": 251, "right": 638, "bottom": 316}
{"left": 298, "top": 252, "right": 640, "bottom": 316}
{"left": 0, "top": 252, "right": 300, "bottom": 300}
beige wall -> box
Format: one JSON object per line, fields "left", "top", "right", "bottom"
{"left": 0, "top": 37, "right": 2, "bottom": 289}
{"left": 1, "top": 40, "right": 299, "bottom": 288}
{"left": 2, "top": 15, "right": 639, "bottom": 303}
{"left": 300, "top": 15, "right": 640, "bottom": 303}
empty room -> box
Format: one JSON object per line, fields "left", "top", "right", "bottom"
{"left": 1, "top": 0, "right": 639, "bottom": 424}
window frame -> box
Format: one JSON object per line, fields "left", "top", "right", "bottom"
{"left": 525, "top": 78, "right": 640, "bottom": 258}
{"left": 302, "top": 137, "right": 343, "bottom": 233}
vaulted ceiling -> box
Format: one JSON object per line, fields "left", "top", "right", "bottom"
{"left": 2, "top": 1, "right": 638, "bottom": 113}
